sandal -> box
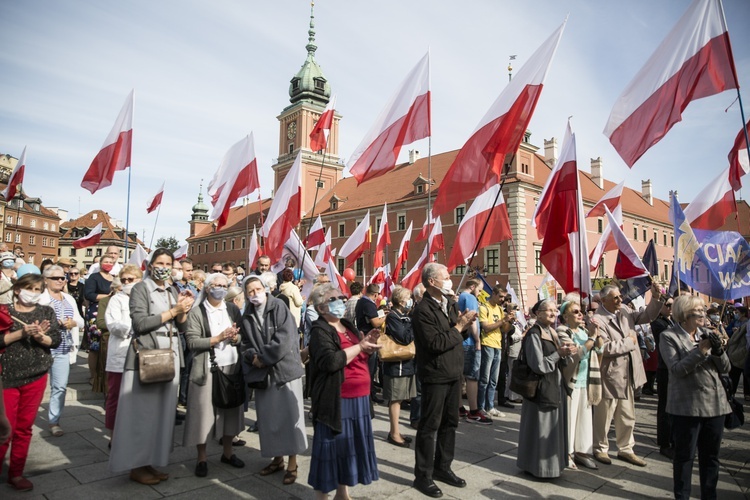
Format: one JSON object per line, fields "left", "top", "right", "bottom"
{"left": 283, "top": 466, "right": 298, "bottom": 485}
{"left": 259, "top": 459, "right": 285, "bottom": 476}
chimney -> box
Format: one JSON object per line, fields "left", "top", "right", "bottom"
{"left": 408, "top": 149, "right": 420, "bottom": 164}
{"left": 590, "top": 157, "right": 604, "bottom": 189}
{"left": 642, "top": 179, "right": 653, "bottom": 205}
{"left": 544, "top": 138, "right": 557, "bottom": 166}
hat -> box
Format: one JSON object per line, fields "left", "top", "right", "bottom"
{"left": 16, "top": 264, "right": 41, "bottom": 278}
{"left": 57, "top": 257, "right": 78, "bottom": 266}
{"left": 710, "top": 302, "right": 719, "bottom": 309}
{"left": 0, "top": 251, "right": 15, "bottom": 263}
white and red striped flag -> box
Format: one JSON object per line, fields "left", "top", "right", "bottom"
{"left": 348, "top": 52, "right": 431, "bottom": 185}
{"left": 373, "top": 203, "right": 391, "bottom": 269}
{"left": 589, "top": 205, "right": 623, "bottom": 272}
{"left": 261, "top": 151, "right": 302, "bottom": 263}
{"left": 81, "top": 90, "right": 134, "bottom": 194}
{"left": 683, "top": 166, "right": 737, "bottom": 230}
{"left": 209, "top": 134, "right": 260, "bottom": 231}
{"left": 309, "top": 95, "right": 337, "bottom": 153}
{"left": 305, "top": 215, "right": 326, "bottom": 250}
{"left": 446, "top": 184, "right": 512, "bottom": 271}
{"left": 2, "top": 146, "right": 26, "bottom": 201}
{"left": 605, "top": 206, "right": 649, "bottom": 280}
{"left": 391, "top": 220, "right": 413, "bottom": 282}
{"left": 314, "top": 227, "right": 333, "bottom": 268}
{"left": 339, "top": 211, "right": 371, "bottom": 267}
{"left": 729, "top": 120, "right": 750, "bottom": 190}
{"left": 432, "top": 21, "right": 566, "bottom": 216}
{"left": 604, "top": 0, "right": 738, "bottom": 167}
{"left": 586, "top": 180, "right": 625, "bottom": 218}
{"left": 323, "top": 256, "right": 350, "bottom": 298}
{"left": 415, "top": 212, "right": 436, "bottom": 242}
{"left": 173, "top": 243, "right": 188, "bottom": 261}
{"left": 128, "top": 243, "right": 149, "bottom": 271}
{"left": 146, "top": 181, "right": 165, "bottom": 214}
{"left": 427, "top": 216, "right": 444, "bottom": 256}
{"left": 401, "top": 215, "right": 443, "bottom": 290}
{"left": 248, "top": 227, "right": 260, "bottom": 269}
{"left": 72, "top": 222, "right": 103, "bottom": 249}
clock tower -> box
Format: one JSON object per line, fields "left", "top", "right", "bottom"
{"left": 274, "top": 2, "right": 342, "bottom": 216}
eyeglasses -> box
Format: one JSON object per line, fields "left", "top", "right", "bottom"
{"left": 121, "top": 277, "right": 136, "bottom": 284}
{"left": 328, "top": 295, "right": 347, "bottom": 302}
{"left": 47, "top": 276, "right": 66, "bottom": 281}
{"left": 569, "top": 309, "right": 582, "bottom": 315}
{"left": 212, "top": 284, "right": 229, "bottom": 289}
{"left": 687, "top": 313, "right": 705, "bottom": 319}
{"left": 69, "top": 273, "right": 79, "bottom": 276}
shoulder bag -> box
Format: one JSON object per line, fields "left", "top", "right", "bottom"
{"left": 210, "top": 346, "right": 246, "bottom": 409}
{"left": 132, "top": 292, "right": 176, "bottom": 384}
{"left": 378, "top": 322, "right": 416, "bottom": 362}
{"left": 509, "top": 328, "right": 541, "bottom": 399}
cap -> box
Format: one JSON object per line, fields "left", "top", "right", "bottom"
{"left": 0, "top": 251, "right": 15, "bottom": 263}
{"left": 57, "top": 257, "right": 78, "bottom": 266}
{"left": 16, "top": 264, "right": 41, "bottom": 278}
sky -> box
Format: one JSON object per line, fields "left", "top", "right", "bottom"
{"left": 1, "top": 0, "right": 749, "bottom": 248}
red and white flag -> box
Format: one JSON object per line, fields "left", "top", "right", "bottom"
{"left": 146, "top": 181, "right": 165, "bottom": 214}
{"left": 323, "top": 257, "right": 350, "bottom": 298}
{"left": 348, "top": 52, "right": 431, "bottom": 185}
{"left": 729, "top": 120, "right": 750, "bottom": 190}
{"left": 309, "top": 95, "right": 337, "bottom": 152}
{"left": 248, "top": 227, "right": 260, "bottom": 269}
{"left": 415, "top": 212, "right": 436, "bottom": 242}
{"left": 401, "top": 215, "right": 443, "bottom": 290}
{"left": 373, "top": 203, "right": 391, "bottom": 269}
{"left": 72, "top": 222, "right": 103, "bottom": 249}
{"left": 2, "top": 146, "right": 26, "bottom": 201}
{"left": 446, "top": 184, "right": 512, "bottom": 271}
{"left": 605, "top": 206, "right": 649, "bottom": 279}
{"left": 314, "top": 227, "right": 333, "bottom": 268}
{"left": 209, "top": 134, "right": 260, "bottom": 231}
{"left": 261, "top": 151, "right": 303, "bottom": 263}
{"left": 589, "top": 205, "right": 623, "bottom": 271}
{"left": 683, "top": 165, "right": 737, "bottom": 230}
{"left": 305, "top": 215, "right": 326, "bottom": 250}
{"left": 586, "top": 180, "right": 625, "bottom": 218}
{"left": 173, "top": 243, "right": 189, "bottom": 261}
{"left": 535, "top": 120, "right": 591, "bottom": 297}
{"left": 427, "top": 216, "right": 444, "bottom": 256}
{"left": 339, "top": 211, "right": 371, "bottom": 267}
{"left": 369, "top": 264, "right": 395, "bottom": 299}
{"left": 81, "top": 90, "right": 134, "bottom": 194}
{"left": 432, "top": 21, "right": 566, "bottom": 216}
{"left": 391, "top": 220, "right": 413, "bottom": 282}
{"left": 128, "top": 243, "right": 149, "bottom": 271}
{"left": 604, "top": 0, "right": 738, "bottom": 167}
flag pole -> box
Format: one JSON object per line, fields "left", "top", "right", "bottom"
{"left": 508, "top": 238, "right": 527, "bottom": 315}
{"left": 299, "top": 146, "right": 329, "bottom": 278}
{"left": 124, "top": 164, "right": 131, "bottom": 260}
{"left": 256, "top": 193, "right": 265, "bottom": 255}
{"left": 149, "top": 196, "right": 162, "bottom": 250}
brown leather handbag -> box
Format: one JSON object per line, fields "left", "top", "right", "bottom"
{"left": 133, "top": 296, "right": 176, "bottom": 384}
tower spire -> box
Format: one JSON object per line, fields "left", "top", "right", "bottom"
{"left": 307, "top": 1, "right": 317, "bottom": 57}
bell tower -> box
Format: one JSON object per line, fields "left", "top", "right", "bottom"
{"left": 273, "top": 1, "right": 342, "bottom": 215}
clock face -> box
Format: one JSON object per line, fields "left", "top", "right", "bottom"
{"left": 287, "top": 121, "right": 297, "bottom": 140}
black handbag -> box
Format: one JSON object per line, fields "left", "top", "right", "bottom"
{"left": 209, "top": 348, "right": 246, "bottom": 409}
{"left": 721, "top": 375, "right": 744, "bottom": 430}
{"left": 510, "top": 334, "right": 541, "bottom": 399}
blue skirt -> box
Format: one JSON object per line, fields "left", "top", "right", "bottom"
{"left": 307, "top": 395, "right": 379, "bottom": 493}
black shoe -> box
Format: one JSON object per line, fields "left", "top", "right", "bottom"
{"left": 499, "top": 400, "right": 516, "bottom": 409}
{"left": 432, "top": 468, "right": 466, "bottom": 488}
{"left": 387, "top": 433, "right": 410, "bottom": 448}
{"left": 175, "top": 413, "right": 186, "bottom": 421}
{"left": 219, "top": 437, "right": 246, "bottom": 447}
{"left": 573, "top": 453, "right": 598, "bottom": 470}
{"left": 660, "top": 446, "right": 675, "bottom": 460}
{"left": 642, "top": 387, "right": 655, "bottom": 396}
{"left": 403, "top": 435, "right": 413, "bottom": 443}
{"left": 248, "top": 423, "right": 259, "bottom": 433}
{"left": 413, "top": 477, "right": 443, "bottom": 498}
{"left": 220, "top": 454, "right": 245, "bottom": 468}
{"left": 195, "top": 461, "right": 208, "bottom": 477}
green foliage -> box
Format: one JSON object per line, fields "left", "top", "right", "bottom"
{"left": 154, "top": 235, "right": 180, "bottom": 253}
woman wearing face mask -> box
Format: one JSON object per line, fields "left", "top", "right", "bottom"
{"left": 0, "top": 251, "right": 17, "bottom": 305}
{"left": 307, "top": 284, "right": 380, "bottom": 499}
{"left": 103, "top": 265, "right": 143, "bottom": 442}
{"left": 109, "top": 248, "right": 194, "bottom": 485}
{"left": 39, "top": 265, "right": 84, "bottom": 438}
{"left": 382, "top": 286, "right": 417, "bottom": 448}
{"left": 183, "top": 273, "right": 244, "bottom": 477}
{"left": 83, "top": 255, "right": 115, "bottom": 390}
{"left": 240, "top": 276, "right": 307, "bottom": 485}
{"left": 0, "top": 273, "right": 61, "bottom": 491}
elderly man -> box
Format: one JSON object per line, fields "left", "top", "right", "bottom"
{"left": 253, "top": 255, "right": 271, "bottom": 276}
{"left": 86, "top": 246, "right": 122, "bottom": 276}
{"left": 593, "top": 282, "right": 664, "bottom": 467}
{"left": 413, "top": 263, "right": 476, "bottom": 498}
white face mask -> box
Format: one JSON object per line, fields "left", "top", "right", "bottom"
{"left": 18, "top": 289, "right": 41, "bottom": 305}
{"left": 248, "top": 293, "right": 266, "bottom": 306}
{"left": 122, "top": 283, "right": 135, "bottom": 295}
{"left": 172, "top": 270, "right": 183, "bottom": 282}
{"left": 439, "top": 279, "right": 454, "bottom": 296}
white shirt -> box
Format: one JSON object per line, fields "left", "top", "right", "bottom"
{"left": 204, "top": 300, "right": 237, "bottom": 367}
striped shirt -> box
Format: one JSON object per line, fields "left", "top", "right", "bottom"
{"left": 49, "top": 296, "right": 74, "bottom": 356}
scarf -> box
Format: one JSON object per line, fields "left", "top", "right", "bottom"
{"left": 587, "top": 349, "right": 602, "bottom": 406}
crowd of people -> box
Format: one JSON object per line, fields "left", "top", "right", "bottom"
{"left": 0, "top": 244, "right": 743, "bottom": 499}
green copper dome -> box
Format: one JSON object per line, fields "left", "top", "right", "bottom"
{"left": 289, "top": 2, "right": 331, "bottom": 106}
{"left": 191, "top": 184, "right": 209, "bottom": 221}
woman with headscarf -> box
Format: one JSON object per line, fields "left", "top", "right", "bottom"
{"left": 241, "top": 275, "right": 307, "bottom": 485}
{"left": 183, "top": 273, "right": 245, "bottom": 477}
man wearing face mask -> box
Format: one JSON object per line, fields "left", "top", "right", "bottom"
{"left": 412, "top": 263, "right": 477, "bottom": 498}
{"left": 0, "top": 251, "right": 17, "bottom": 305}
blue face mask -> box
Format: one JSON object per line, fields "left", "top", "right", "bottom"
{"left": 327, "top": 299, "right": 346, "bottom": 319}
{"left": 406, "top": 298, "right": 414, "bottom": 310}
{"left": 1, "top": 260, "right": 13, "bottom": 269}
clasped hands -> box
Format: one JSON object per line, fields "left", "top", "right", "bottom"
{"left": 359, "top": 329, "right": 381, "bottom": 355}
{"left": 211, "top": 324, "right": 239, "bottom": 347}
{"left": 22, "top": 319, "right": 51, "bottom": 343}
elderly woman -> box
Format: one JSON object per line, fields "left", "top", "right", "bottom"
{"left": 241, "top": 276, "right": 307, "bottom": 485}
{"left": 279, "top": 268, "right": 304, "bottom": 327}
{"left": 83, "top": 254, "right": 115, "bottom": 389}
{"left": 192, "top": 269, "right": 206, "bottom": 292}
{"left": 307, "top": 283, "right": 380, "bottom": 499}
{"left": 383, "top": 286, "right": 416, "bottom": 448}
{"left": 225, "top": 285, "right": 245, "bottom": 312}
{"left": 183, "top": 273, "right": 244, "bottom": 477}
{"left": 0, "top": 273, "right": 61, "bottom": 491}
{"left": 516, "top": 299, "right": 577, "bottom": 479}
{"left": 557, "top": 300, "right": 602, "bottom": 470}
{"left": 40, "top": 265, "right": 84, "bottom": 438}
{"left": 104, "top": 264, "right": 143, "bottom": 440}
{"left": 661, "top": 295, "right": 730, "bottom": 500}
{"left": 109, "top": 248, "right": 194, "bottom": 485}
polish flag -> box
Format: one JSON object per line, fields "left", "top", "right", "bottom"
{"left": 81, "top": 90, "right": 134, "bottom": 194}
{"left": 314, "top": 227, "right": 333, "bottom": 268}
{"left": 127, "top": 243, "right": 149, "bottom": 271}
{"left": 209, "top": 134, "right": 260, "bottom": 231}
{"left": 586, "top": 180, "right": 625, "bottom": 218}
{"left": 605, "top": 206, "right": 649, "bottom": 279}
{"left": 339, "top": 211, "right": 371, "bottom": 267}
{"left": 446, "top": 184, "right": 512, "bottom": 271}
{"left": 247, "top": 227, "right": 260, "bottom": 270}
{"left": 323, "top": 257, "right": 350, "bottom": 298}
{"left": 146, "top": 181, "right": 165, "bottom": 214}
{"left": 401, "top": 215, "right": 443, "bottom": 289}
{"left": 173, "top": 243, "right": 189, "bottom": 261}
{"left": 535, "top": 120, "right": 591, "bottom": 297}
{"left": 428, "top": 216, "right": 444, "bottom": 256}
{"left": 683, "top": 166, "right": 737, "bottom": 230}
{"left": 305, "top": 215, "right": 326, "bottom": 250}
{"left": 391, "top": 220, "right": 413, "bottom": 282}
{"left": 261, "top": 151, "right": 302, "bottom": 263}
{"left": 589, "top": 205, "right": 623, "bottom": 271}
{"left": 415, "top": 212, "right": 436, "bottom": 242}
{"left": 2, "top": 146, "right": 26, "bottom": 201}
{"left": 604, "top": 0, "right": 738, "bottom": 167}
{"left": 728, "top": 120, "right": 750, "bottom": 190}
{"left": 373, "top": 203, "right": 391, "bottom": 269}
{"left": 309, "top": 95, "right": 337, "bottom": 152}
{"left": 72, "top": 222, "right": 103, "bottom": 249}
{"left": 348, "top": 52, "right": 431, "bottom": 185}
{"left": 432, "top": 21, "right": 566, "bottom": 216}
{"left": 369, "top": 264, "right": 395, "bottom": 298}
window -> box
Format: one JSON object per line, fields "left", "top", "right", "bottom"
{"left": 534, "top": 248, "right": 543, "bottom": 275}
{"left": 338, "top": 223, "right": 345, "bottom": 238}
{"left": 642, "top": 228, "right": 647, "bottom": 241}
{"left": 86, "top": 248, "right": 93, "bottom": 257}
{"left": 486, "top": 248, "right": 498, "bottom": 274}
{"left": 400, "top": 259, "right": 407, "bottom": 274}
{"left": 654, "top": 230, "right": 658, "bottom": 244}
{"left": 222, "top": 240, "right": 226, "bottom": 251}
{"left": 5, "top": 216, "right": 11, "bottom": 225}
{"left": 597, "top": 256, "right": 605, "bottom": 278}
{"left": 230, "top": 239, "right": 235, "bottom": 250}
{"left": 454, "top": 264, "right": 466, "bottom": 276}
{"left": 191, "top": 245, "right": 195, "bottom": 255}
{"left": 663, "top": 232, "right": 667, "bottom": 246}
{"left": 633, "top": 226, "right": 638, "bottom": 240}
{"left": 51, "top": 224, "right": 56, "bottom": 231}
{"left": 214, "top": 242, "right": 218, "bottom": 252}
{"left": 316, "top": 180, "right": 324, "bottom": 189}
{"left": 455, "top": 206, "right": 465, "bottom": 225}
{"left": 16, "top": 216, "right": 22, "bottom": 225}
{"left": 50, "top": 239, "right": 54, "bottom": 246}
{"left": 397, "top": 215, "right": 405, "bottom": 231}
{"left": 69, "top": 248, "right": 76, "bottom": 256}
{"left": 288, "top": 143, "right": 294, "bottom": 155}
{"left": 597, "top": 219, "right": 603, "bottom": 234}
{"left": 241, "top": 237, "right": 246, "bottom": 249}
{"left": 376, "top": 218, "right": 382, "bottom": 232}
{"left": 96, "top": 248, "right": 102, "bottom": 256}
{"left": 356, "top": 257, "right": 364, "bottom": 276}
{"left": 204, "top": 243, "right": 208, "bottom": 253}
{"left": 671, "top": 234, "right": 674, "bottom": 247}
{"left": 315, "top": 79, "right": 325, "bottom": 90}
{"left": 521, "top": 163, "right": 529, "bottom": 174}
{"left": 664, "top": 263, "right": 669, "bottom": 280}
{"left": 34, "top": 204, "right": 40, "bottom": 212}
{"left": 4, "top": 233, "right": 10, "bottom": 242}
{"left": 337, "top": 258, "right": 345, "bottom": 275}
{"left": 43, "top": 222, "right": 49, "bottom": 230}
{"left": 17, "top": 200, "right": 23, "bottom": 209}
{"left": 331, "top": 200, "right": 338, "bottom": 210}
{"left": 30, "top": 219, "right": 36, "bottom": 228}
{"left": 416, "top": 185, "right": 423, "bottom": 194}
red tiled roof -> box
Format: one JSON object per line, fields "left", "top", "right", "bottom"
{"left": 60, "top": 209, "right": 144, "bottom": 245}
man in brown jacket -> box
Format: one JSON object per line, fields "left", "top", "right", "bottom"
{"left": 592, "top": 282, "right": 664, "bottom": 467}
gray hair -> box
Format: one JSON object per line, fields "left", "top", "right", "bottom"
{"left": 391, "top": 286, "right": 411, "bottom": 307}
{"left": 672, "top": 295, "right": 704, "bottom": 324}
{"left": 259, "top": 271, "right": 278, "bottom": 291}
{"left": 42, "top": 265, "right": 64, "bottom": 278}
{"left": 412, "top": 283, "right": 426, "bottom": 301}
{"left": 600, "top": 284, "right": 620, "bottom": 300}
{"left": 421, "top": 262, "right": 446, "bottom": 288}
{"left": 309, "top": 283, "right": 337, "bottom": 312}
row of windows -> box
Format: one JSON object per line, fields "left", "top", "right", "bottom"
{"left": 595, "top": 218, "right": 674, "bottom": 247}
{"left": 534, "top": 248, "right": 673, "bottom": 281}
{"left": 4, "top": 232, "right": 55, "bottom": 246}
{"left": 331, "top": 208, "right": 470, "bottom": 239}
{"left": 7, "top": 199, "right": 42, "bottom": 212}
{"left": 4, "top": 216, "right": 56, "bottom": 231}
{"left": 190, "top": 236, "right": 251, "bottom": 256}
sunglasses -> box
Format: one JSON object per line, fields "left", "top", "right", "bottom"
{"left": 328, "top": 295, "right": 347, "bottom": 302}
{"left": 687, "top": 313, "right": 705, "bottom": 319}
{"left": 569, "top": 309, "right": 583, "bottom": 315}
{"left": 69, "top": 272, "right": 80, "bottom": 276}
{"left": 121, "top": 277, "right": 136, "bottom": 284}
{"left": 47, "top": 276, "right": 66, "bottom": 281}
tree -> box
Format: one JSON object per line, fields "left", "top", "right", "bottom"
{"left": 154, "top": 235, "right": 180, "bottom": 253}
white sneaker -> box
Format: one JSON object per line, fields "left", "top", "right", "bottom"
{"left": 488, "top": 408, "right": 506, "bottom": 418}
